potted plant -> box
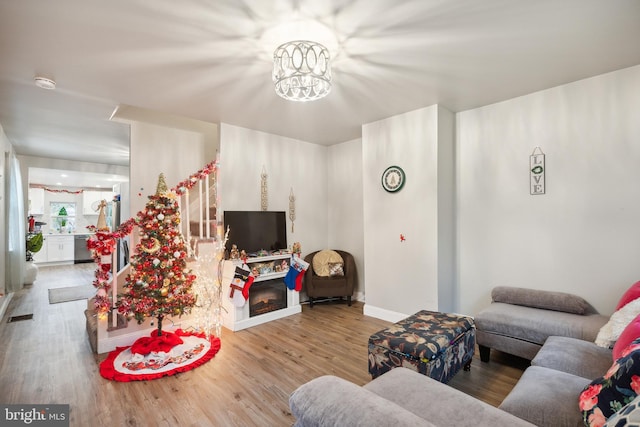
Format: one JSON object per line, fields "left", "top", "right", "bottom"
{"left": 25, "top": 232, "right": 44, "bottom": 285}
{"left": 58, "top": 206, "right": 68, "bottom": 232}
{"left": 26, "top": 232, "right": 44, "bottom": 261}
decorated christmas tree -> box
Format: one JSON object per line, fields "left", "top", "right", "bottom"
{"left": 117, "top": 173, "right": 197, "bottom": 336}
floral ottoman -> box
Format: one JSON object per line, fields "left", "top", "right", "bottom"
{"left": 368, "top": 310, "right": 476, "bottom": 383}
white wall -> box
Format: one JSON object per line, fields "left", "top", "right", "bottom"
{"left": 437, "top": 106, "right": 456, "bottom": 312}
{"left": 327, "top": 138, "right": 365, "bottom": 300}
{"left": 457, "top": 65, "right": 640, "bottom": 316}
{"left": 129, "top": 121, "right": 217, "bottom": 217}
{"left": 218, "top": 123, "right": 329, "bottom": 259}
{"left": 362, "top": 105, "right": 454, "bottom": 321}
{"left": 0, "top": 125, "right": 8, "bottom": 298}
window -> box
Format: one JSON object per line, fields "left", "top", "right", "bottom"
{"left": 49, "top": 202, "right": 76, "bottom": 233}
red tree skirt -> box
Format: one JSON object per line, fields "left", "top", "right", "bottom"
{"left": 100, "top": 329, "right": 221, "bottom": 382}
{"left": 130, "top": 329, "right": 185, "bottom": 355}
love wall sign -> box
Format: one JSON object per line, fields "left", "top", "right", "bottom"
{"left": 530, "top": 147, "right": 545, "bottom": 195}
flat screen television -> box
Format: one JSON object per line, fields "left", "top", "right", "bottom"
{"left": 223, "top": 210, "right": 287, "bottom": 256}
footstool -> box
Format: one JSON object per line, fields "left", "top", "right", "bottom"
{"left": 368, "top": 310, "right": 476, "bottom": 383}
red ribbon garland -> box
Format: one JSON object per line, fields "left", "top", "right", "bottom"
{"left": 36, "top": 187, "right": 85, "bottom": 194}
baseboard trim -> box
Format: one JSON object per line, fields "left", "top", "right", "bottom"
{"left": 0, "top": 292, "right": 14, "bottom": 322}
{"left": 227, "top": 305, "right": 302, "bottom": 331}
{"left": 362, "top": 304, "right": 409, "bottom": 323}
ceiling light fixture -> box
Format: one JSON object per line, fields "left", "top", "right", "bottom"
{"left": 34, "top": 76, "right": 56, "bottom": 90}
{"left": 273, "top": 40, "right": 331, "bottom": 102}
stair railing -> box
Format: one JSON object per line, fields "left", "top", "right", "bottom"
{"left": 89, "top": 158, "right": 220, "bottom": 321}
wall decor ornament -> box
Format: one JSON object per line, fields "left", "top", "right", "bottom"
{"left": 289, "top": 187, "right": 296, "bottom": 232}
{"left": 261, "top": 166, "right": 268, "bottom": 211}
{"left": 530, "top": 147, "right": 545, "bottom": 195}
{"left": 381, "top": 166, "right": 406, "bottom": 193}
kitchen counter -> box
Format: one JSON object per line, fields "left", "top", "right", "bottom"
{"left": 34, "top": 233, "right": 95, "bottom": 264}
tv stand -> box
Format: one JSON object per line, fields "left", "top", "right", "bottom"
{"left": 221, "top": 252, "right": 301, "bottom": 331}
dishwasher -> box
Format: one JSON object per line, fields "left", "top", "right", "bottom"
{"left": 74, "top": 234, "right": 93, "bottom": 263}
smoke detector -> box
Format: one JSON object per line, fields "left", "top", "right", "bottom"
{"left": 34, "top": 76, "right": 56, "bottom": 90}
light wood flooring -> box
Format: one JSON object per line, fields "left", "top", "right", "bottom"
{"left": 0, "top": 263, "right": 528, "bottom": 426}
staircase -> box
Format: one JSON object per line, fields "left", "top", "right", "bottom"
{"left": 85, "top": 160, "right": 225, "bottom": 354}
{"left": 190, "top": 207, "right": 217, "bottom": 241}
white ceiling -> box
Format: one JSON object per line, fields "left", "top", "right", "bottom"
{"left": 1, "top": 0, "right": 640, "bottom": 185}
{"left": 28, "top": 167, "right": 128, "bottom": 189}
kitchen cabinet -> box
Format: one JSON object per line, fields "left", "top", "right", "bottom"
{"left": 47, "top": 235, "right": 74, "bottom": 262}
{"left": 28, "top": 187, "right": 45, "bottom": 215}
{"left": 83, "top": 191, "right": 114, "bottom": 215}
{"left": 32, "top": 235, "right": 48, "bottom": 263}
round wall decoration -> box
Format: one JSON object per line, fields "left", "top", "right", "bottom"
{"left": 381, "top": 166, "right": 406, "bottom": 193}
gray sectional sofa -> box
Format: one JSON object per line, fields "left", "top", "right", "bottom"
{"left": 289, "top": 287, "right": 639, "bottom": 426}
{"left": 501, "top": 335, "right": 614, "bottom": 426}
{"left": 475, "top": 286, "right": 609, "bottom": 362}
{"left": 289, "top": 336, "right": 617, "bottom": 426}
{"left": 289, "top": 367, "right": 536, "bottom": 427}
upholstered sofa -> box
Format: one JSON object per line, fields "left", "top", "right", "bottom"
{"left": 475, "top": 286, "right": 609, "bottom": 362}
{"left": 289, "top": 367, "right": 536, "bottom": 426}
{"left": 290, "top": 337, "right": 640, "bottom": 427}
{"left": 474, "top": 285, "right": 640, "bottom": 426}
{"left": 291, "top": 285, "right": 640, "bottom": 426}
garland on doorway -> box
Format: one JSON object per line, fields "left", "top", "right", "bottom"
{"left": 32, "top": 186, "right": 84, "bottom": 194}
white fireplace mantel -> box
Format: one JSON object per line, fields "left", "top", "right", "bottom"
{"left": 221, "top": 253, "right": 301, "bottom": 331}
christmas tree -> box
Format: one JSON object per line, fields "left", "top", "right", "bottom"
{"left": 117, "top": 173, "right": 197, "bottom": 336}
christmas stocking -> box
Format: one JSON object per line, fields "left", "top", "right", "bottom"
{"left": 284, "top": 256, "right": 310, "bottom": 291}
{"left": 228, "top": 266, "right": 254, "bottom": 307}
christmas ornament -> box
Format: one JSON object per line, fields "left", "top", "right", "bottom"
{"left": 141, "top": 237, "right": 161, "bottom": 254}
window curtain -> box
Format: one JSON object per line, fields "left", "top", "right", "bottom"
{"left": 6, "top": 151, "right": 25, "bottom": 292}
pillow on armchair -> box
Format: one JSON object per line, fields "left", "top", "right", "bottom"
{"left": 328, "top": 262, "right": 344, "bottom": 277}
{"left": 312, "top": 250, "right": 344, "bottom": 277}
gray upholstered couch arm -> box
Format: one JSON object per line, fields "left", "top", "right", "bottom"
{"left": 290, "top": 369, "right": 537, "bottom": 426}
{"left": 491, "top": 286, "right": 597, "bottom": 314}
{"left": 289, "top": 375, "right": 429, "bottom": 427}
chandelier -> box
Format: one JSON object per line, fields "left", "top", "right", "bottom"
{"left": 272, "top": 40, "right": 331, "bottom": 102}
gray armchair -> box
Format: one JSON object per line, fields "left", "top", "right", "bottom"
{"left": 303, "top": 250, "right": 356, "bottom": 308}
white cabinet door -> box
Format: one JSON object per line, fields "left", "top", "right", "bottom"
{"left": 83, "top": 191, "right": 115, "bottom": 214}
{"left": 82, "top": 191, "right": 103, "bottom": 215}
{"left": 101, "top": 191, "right": 115, "bottom": 203}
{"left": 47, "top": 235, "right": 74, "bottom": 262}
{"left": 28, "top": 188, "right": 45, "bottom": 215}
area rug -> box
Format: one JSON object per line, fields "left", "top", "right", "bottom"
{"left": 48, "top": 285, "right": 95, "bottom": 304}
{"left": 99, "top": 329, "right": 221, "bottom": 382}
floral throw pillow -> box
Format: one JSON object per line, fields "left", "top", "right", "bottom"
{"left": 603, "top": 394, "right": 640, "bottom": 427}
{"left": 328, "top": 262, "right": 344, "bottom": 277}
{"left": 580, "top": 337, "right": 640, "bottom": 427}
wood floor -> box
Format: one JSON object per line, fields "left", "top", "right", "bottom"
{"left": 0, "top": 264, "right": 528, "bottom": 426}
